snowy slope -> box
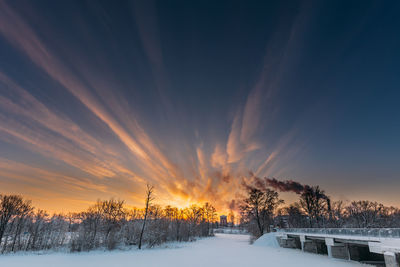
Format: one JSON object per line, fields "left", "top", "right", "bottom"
{"left": 253, "top": 232, "right": 280, "bottom": 248}
{"left": 0, "top": 234, "right": 370, "bottom": 267}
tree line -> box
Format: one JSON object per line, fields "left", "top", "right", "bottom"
{"left": 0, "top": 186, "right": 217, "bottom": 253}
{"left": 239, "top": 177, "right": 400, "bottom": 238}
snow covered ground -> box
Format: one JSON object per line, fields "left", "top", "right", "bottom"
{"left": 0, "top": 233, "right": 370, "bottom": 267}
{"left": 253, "top": 232, "right": 281, "bottom": 248}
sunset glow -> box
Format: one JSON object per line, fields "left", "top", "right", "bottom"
{"left": 0, "top": 0, "right": 400, "bottom": 215}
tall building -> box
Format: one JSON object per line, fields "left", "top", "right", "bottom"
{"left": 220, "top": 215, "right": 227, "bottom": 227}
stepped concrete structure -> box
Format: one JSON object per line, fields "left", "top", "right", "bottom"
{"left": 276, "top": 228, "right": 400, "bottom": 267}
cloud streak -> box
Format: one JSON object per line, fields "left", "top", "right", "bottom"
{"left": 0, "top": 1, "right": 312, "bottom": 212}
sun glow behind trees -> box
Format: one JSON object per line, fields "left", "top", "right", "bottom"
{"left": 0, "top": 0, "right": 399, "bottom": 224}
{"left": 0, "top": 0, "right": 310, "bottom": 214}
{"left": 0, "top": 192, "right": 219, "bottom": 253}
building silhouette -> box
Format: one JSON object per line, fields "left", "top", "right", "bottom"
{"left": 220, "top": 215, "right": 227, "bottom": 227}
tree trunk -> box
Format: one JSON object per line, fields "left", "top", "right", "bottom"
{"left": 138, "top": 185, "right": 154, "bottom": 250}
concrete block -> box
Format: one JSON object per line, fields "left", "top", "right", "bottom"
{"left": 303, "top": 240, "right": 318, "bottom": 254}
{"left": 325, "top": 238, "right": 335, "bottom": 246}
{"left": 278, "top": 238, "right": 298, "bottom": 249}
{"left": 349, "top": 245, "right": 362, "bottom": 261}
{"left": 331, "top": 244, "right": 350, "bottom": 260}
{"left": 369, "top": 242, "right": 383, "bottom": 254}
{"left": 384, "top": 252, "right": 400, "bottom": 267}
{"left": 303, "top": 240, "right": 327, "bottom": 254}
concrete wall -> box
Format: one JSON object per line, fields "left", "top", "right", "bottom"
{"left": 330, "top": 245, "right": 350, "bottom": 260}
{"left": 384, "top": 252, "right": 400, "bottom": 267}
{"left": 277, "top": 237, "right": 300, "bottom": 249}
{"left": 277, "top": 232, "right": 400, "bottom": 267}
{"left": 303, "top": 240, "right": 327, "bottom": 255}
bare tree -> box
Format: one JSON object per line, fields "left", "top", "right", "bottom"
{"left": 138, "top": 184, "right": 154, "bottom": 249}
{"left": 10, "top": 200, "right": 33, "bottom": 252}
{"left": 0, "top": 193, "right": 219, "bottom": 253}
{"left": 330, "top": 200, "right": 346, "bottom": 227}
{"left": 163, "top": 206, "right": 184, "bottom": 241}
{"left": 299, "top": 186, "right": 330, "bottom": 227}
{"left": 202, "top": 202, "right": 216, "bottom": 235}
{"left": 228, "top": 211, "right": 235, "bottom": 228}
{"left": 100, "top": 199, "right": 125, "bottom": 249}
{"left": 282, "top": 203, "right": 308, "bottom": 228}
{"left": 346, "top": 200, "right": 384, "bottom": 228}
{"left": 240, "top": 186, "right": 283, "bottom": 237}
{"left": 0, "top": 195, "right": 28, "bottom": 247}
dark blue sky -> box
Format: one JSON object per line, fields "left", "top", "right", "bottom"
{"left": 0, "top": 0, "right": 399, "bottom": 211}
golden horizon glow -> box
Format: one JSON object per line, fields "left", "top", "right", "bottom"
{"left": 0, "top": 1, "right": 399, "bottom": 215}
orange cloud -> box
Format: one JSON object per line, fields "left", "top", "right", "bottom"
{"left": 0, "top": 1, "right": 308, "bottom": 214}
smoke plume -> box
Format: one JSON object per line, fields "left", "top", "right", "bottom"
{"left": 265, "top": 178, "right": 308, "bottom": 194}
{"left": 265, "top": 178, "right": 330, "bottom": 202}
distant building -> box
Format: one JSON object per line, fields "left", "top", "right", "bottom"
{"left": 220, "top": 215, "right": 227, "bottom": 227}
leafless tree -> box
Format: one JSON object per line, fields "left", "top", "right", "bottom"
{"left": 282, "top": 203, "right": 308, "bottom": 228}
{"left": 202, "top": 202, "right": 217, "bottom": 235}
{"left": 228, "top": 211, "right": 235, "bottom": 228}
{"left": 299, "top": 186, "right": 330, "bottom": 227}
{"left": 329, "top": 200, "right": 346, "bottom": 227}
{"left": 0, "top": 195, "right": 31, "bottom": 249}
{"left": 0, "top": 193, "right": 219, "bottom": 253}
{"left": 240, "top": 186, "right": 283, "bottom": 237}
{"left": 138, "top": 184, "right": 154, "bottom": 249}
{"left": 346, "top": 200, "right": 384, "bottom": 228}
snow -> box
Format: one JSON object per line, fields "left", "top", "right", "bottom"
{"left": 253, "top": 232, "right": 280, "bottom": 248}
{"left": 0, "top": 233, "right": 370, "bottom": 267}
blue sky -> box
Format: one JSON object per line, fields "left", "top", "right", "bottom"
{"left": 0, "top": 0, "right": 399, "bottom": 211}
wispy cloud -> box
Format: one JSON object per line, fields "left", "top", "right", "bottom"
{"left": 0, "top": 1, "right": 202, "bottom": 209}
{"left": 0, "top": 1, "right": 311, "bottom": 212}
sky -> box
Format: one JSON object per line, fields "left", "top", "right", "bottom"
{"left": 0, "top": 0, "right": 399, "bottom": 213}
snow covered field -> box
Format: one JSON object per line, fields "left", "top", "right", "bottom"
{"left": 0, "top": 233, "right": 370, "bottom": 267}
